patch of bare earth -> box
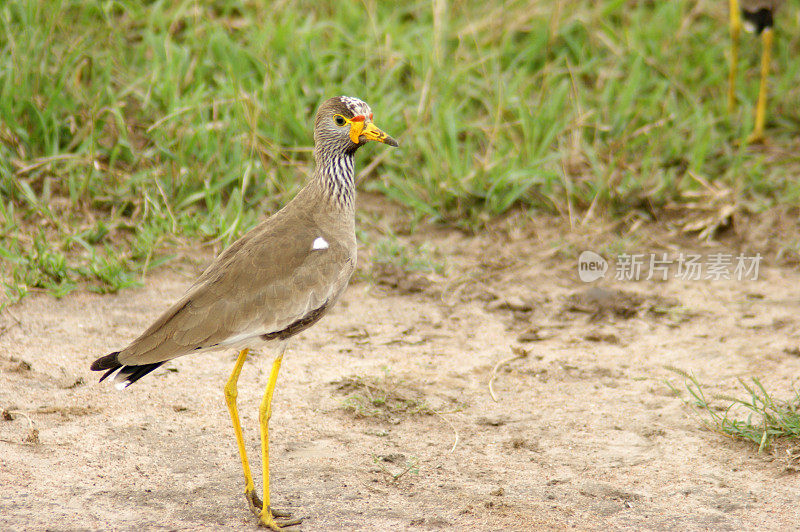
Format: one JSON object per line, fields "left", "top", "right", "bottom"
{"left": 2, "top": 209, "right": 800, "bottom": 530}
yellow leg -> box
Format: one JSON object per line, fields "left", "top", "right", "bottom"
{"left": 224, "top": 348, "right": 258, "bottom": 508}
{"left": 728, "top": 0, "right": 741, "bottom": 113}
{"left": 225, "top": 349, "right": 272, "bottom": 515}
{"left": 748, "top": 28, "right": 774, "bottom": 144}
{"left": 258, "top": 344, "right": 290, "bottom": 530}
{"left": 226, "top": 346, "right": 299, "bottom": 528}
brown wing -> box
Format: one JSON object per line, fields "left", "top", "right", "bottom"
{"left": 116, "top": 206, "right": 355, "bottom": 366}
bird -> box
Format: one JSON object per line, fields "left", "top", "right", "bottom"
{"left": 728, "top": 0, "right": 783, "bottom": 143}
{"left": 90, "top": 96, "right": 397, "bottom": 530}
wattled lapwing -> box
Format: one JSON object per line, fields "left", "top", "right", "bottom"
{"left": 91, "top": 96, "right": 397, "bottom": 529}
{"left": 728, "top": 0, "right": 783, "bottom": 143}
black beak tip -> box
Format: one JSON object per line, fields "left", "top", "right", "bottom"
{"left": 385, "top": 137, "right": 399, "bottom": 147}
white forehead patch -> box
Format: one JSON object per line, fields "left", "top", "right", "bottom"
{"left": 339, "top": 96, "right": 372, "bottom": 119}
{"left": 312, "top": 237, "right": 329, "bottom": 250}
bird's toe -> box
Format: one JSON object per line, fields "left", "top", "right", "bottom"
{"left": 258, "top": 509, "right": 303, "bottom": 530}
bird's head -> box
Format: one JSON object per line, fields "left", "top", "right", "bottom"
{"left": 314, "top": 96, "right": 398, "bottom": 155}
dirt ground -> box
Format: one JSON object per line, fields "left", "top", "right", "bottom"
{"left": 2, "top": 207, "right": 800, "bottom": 531}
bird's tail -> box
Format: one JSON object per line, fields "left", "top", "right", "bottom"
{"left": 90, "top": 352, "right": 164, "bottom": 389}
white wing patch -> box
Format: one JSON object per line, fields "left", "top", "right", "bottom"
{"left": 312, "top": 237, "right": 329, "bottom": 250}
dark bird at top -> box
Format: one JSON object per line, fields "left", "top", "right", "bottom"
{"left": 728, "top": 0, "right": 784, "bottom": 143}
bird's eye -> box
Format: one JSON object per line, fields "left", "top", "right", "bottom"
{"left": 333, "top": 115, "right": 347, "bottom": 127}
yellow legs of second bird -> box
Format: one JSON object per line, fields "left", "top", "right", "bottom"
{"left": 729, "top": 0, "right": 775, "bottom": 144}
{"left": 728, "top": 0, "right": 741, "bottom": 114}
{"left": 224, "top": 345, "right": 300, "bottom": 530}
{"left": 751, "top": 27, "right": 774, "bottom": 143}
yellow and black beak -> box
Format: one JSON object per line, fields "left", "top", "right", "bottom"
{"left": 349, "top": 120, "right": 398, "bottom": 147}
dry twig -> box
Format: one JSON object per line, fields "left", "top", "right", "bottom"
{"left": 489, "top": 346, "right": 529, "bottom": 402}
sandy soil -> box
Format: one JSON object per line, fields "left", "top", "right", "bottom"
{"left": 2, "top": 212, "right": 800, "bottom": 531}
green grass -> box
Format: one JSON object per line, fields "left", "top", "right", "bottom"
{"left": 365, "top": 229, "right": 445, "bottom": 274}
{"left": 667, "top": 367, "right": 800, "bottom": 454}
{"left": 2, "top": 0, "right": 800, "bottom": 300}
{"left": 334, "top": 370, "right": 432, "bottom": 421}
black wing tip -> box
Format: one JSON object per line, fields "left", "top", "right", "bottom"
{"left": 91, "top": 352, "right": 121, "bottom": 372}
{"left": 115, "top": 362, "right": 164, "bottom": 386}
{"left": 742, "top": 8, "right": 774, "bottom": 34}
{"left": 91, "top": 352, "right": 164, "bottom": 387}
{"left": 99, "top": 366, "right": 119, "bottom": 383}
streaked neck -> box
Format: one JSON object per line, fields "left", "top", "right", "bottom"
{"left": 313, "top": 150, "right": 355, "bottom": 211}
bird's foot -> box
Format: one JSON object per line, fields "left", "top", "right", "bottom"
{"left": 746, "top": 131, "right": 766, "bottom": 145}
{"left": 245, "top": 490, "right": 303, "bottom": 529}
{"left": 258, "top": 508, "right": 302, "bottom": 530}
{"left": 246, "top": 489, "right": 263, "bottom": 516}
